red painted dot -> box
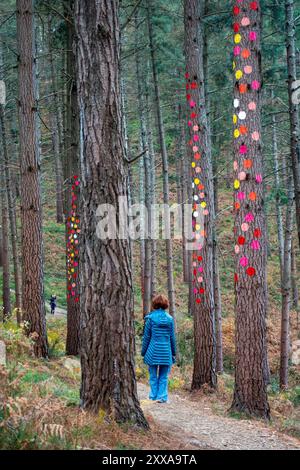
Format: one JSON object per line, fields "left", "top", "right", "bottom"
{"left": 191, "top": 112, "right": 197, "bottom": 119}
{"left": 197, "top": 256, "right": 203, "bottom": 262}
{"left": 196, "top": 298, "right": 201, "bottom": 304}
{"left": 199, "top": 288, "right": 205, "bottom": 294}
{"left": 246, "top": 267, "right": 256, "bottom": 277}
{"left": 191, "top": 82, "right": 198, "bottom": 89}
{"left": 250, "top": 1, "right": 258, "bottom": 10}
{"left": 238, "top": 236, "right": 245, "bottom": 245}
{"left": 233, "top": 6, "right": 240, "bottom": 16}
{"left": 253, "top": 228, "right": 261, "bottom": 238}
{"left": 233, "top": 23, "right": 240, "bottom": 32}
{"left": 234, "top": 273, "right": 238, "bottom": 283}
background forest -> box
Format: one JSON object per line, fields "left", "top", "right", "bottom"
{"left": 0, "top": 0, "right": 300, "bottom": 451}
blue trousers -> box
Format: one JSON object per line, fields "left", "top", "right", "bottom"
{"left": 148, "top": 365, "right": 170, "bottom": 402}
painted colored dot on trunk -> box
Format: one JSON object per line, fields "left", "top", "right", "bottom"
{"left": 249, "top": 31, "right": 257, "bottom": 41}
{"left": 233, "top": 6, "right": 240, "bottom": 15}
{"left": 254, "top": 228, "right": 261, "bottom": 238}
{"left": 239, "top": 84, "right": 247, "bottom": 93}
{"left": 250, "top": 1, "right": 259, "bottom": 10}
{"left": 239, "top": 144, "right": 248, "bottom": 154}
{"left": 241, "top": 223, "right": 249, "bottom": 232}
{"left": 248, "top": 101, "right": 256, "bottom": 110}
{"left": 251, "top": 240, "right": 260, "bottom": 250}
{"left": 251, "top": 80, "right": 260, "bottom": 90}
{"left": 241, "top": 48, "right": 251, "bottom": 59}
{"left": 238, "top": 236, "right": 246, "bottom": 245}
{"left": 246, "top": 267, "right": 256, "bottom": 276}
{"left": 236, "top": 69, "right": 243, "bottom": 79}
{"left": 249, "top": 192, "right": 257, "bottom": 201}
{"left": 240, "top": 256, "right": 249, "bottom": 267}
{"left": 241, "top": 17, "right": 250, "bottom": 27}
{"left": 233, "top": 23, "right": 240, "bottom": 32}
{"left": 245, "top": 212, "right": 254, "bottom": 222}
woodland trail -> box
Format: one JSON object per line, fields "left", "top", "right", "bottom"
{"left": 138, "top": 383, "right": 300, "bottom": 450}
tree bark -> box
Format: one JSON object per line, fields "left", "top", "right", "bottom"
{"left": 147, "top": 0, "right": 176, "bottom": 317}
{"left": 0, "top": 106, "right": 22, "bottom": 322}
{"left": 184, "top": 0, "right": 217, "bottom": 389}
{"left": 17, "top": 0, "right": 48, "bottom": 358}
{"left": 64, "top": 0, "right": 80, "bottom": 356}
{"left": 279, "top": 169, "right": 294, "bottom": 389}
{"left": 0, "top": 168, "right": 11, "bottom": 320}
{"left": 291, "top": 238, "right": 299, "bottom": 310}
{"left": 75, "top": 0, "right": 148, "bottom": 427}
{"left": 230, "top": 0, "right": 270, "bottom": 418}
{"left": 285, "top": 0, "right": 300, "bottom": 248}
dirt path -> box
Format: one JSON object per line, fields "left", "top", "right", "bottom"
{"left": 138, "top": 383, "right": 300, "bottom": 450}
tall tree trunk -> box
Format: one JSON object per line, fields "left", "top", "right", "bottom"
{"left": 147, "top": 0, "right": 176, "bottom": 317}
{"left": 0, "top": 170, "right": 11, "bottom": 320}
{"left": 279, "top": 170, "right": 294, "bottom": 389}
{"left": 230, "top": 0, "right": 269, "bottom": 418}
{"left": 271, "top": 100, "right": 284, "bottom": 277}
{"left": 64, "top": 0, "right": 80, "bottom": 356}
{"left": 285, "top": 0, "right": 300, "bottom": 248}
{"left": 16, "top": 0, "right": 48, "bottom": 358}
{"left": 47, "top": 16, "right": 64, "bottom": 224}
{"left": 75, "top": 0, "right": 148, "bottom": 427}
{"left": 135, "top": 15, "right": 151, "bottom": 315}
{"left": 0, "top": 106, "right": 22, "bottom": 322}
{"left": 184, "top": 0, "right": 217, "bottom": 389}
{"left": 291, "top": 238, "right": 299, "bottom": 310}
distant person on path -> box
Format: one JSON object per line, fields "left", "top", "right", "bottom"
{"left": 50, "top": 295, "right": 57, "bottom": 315}
{"left": 141, "top": 294, "right": 176, "bottom": 403}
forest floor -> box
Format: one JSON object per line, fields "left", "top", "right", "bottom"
{"left": 138, "top": 384, "right": 300, "bottom": 450}
{"left": 0, "top": 314, "right": 299, "bottom": 450}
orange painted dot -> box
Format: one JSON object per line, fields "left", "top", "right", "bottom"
{"left": 239, "top": 125, "right": 248, "bottom": 135}
{"left": 244, "top": 159, "right": 253, "bottom": 169}
{"left": 241, "top": 48, "right": 251, "bottom": 59}
{"left": 194, "top": 152, "right": 201, "bottom": 160}
{"left": 235, "top": 202, "right": 241, "bottom": 210}
{"left": 239, "top": 83, "right": 247, "bottom": 93}
{"left": 249, "top": 192, "right": 257, "bottom": 201}
{"left": 198, "top": 184, "right": 204, "bottom": 190}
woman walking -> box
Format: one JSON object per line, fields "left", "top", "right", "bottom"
{"left": 141, "top": 294, "right": 176, "bottom": 403}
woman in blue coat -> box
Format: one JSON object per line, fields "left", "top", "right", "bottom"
{"left": 141, "top": 294, "right": 176, "bottom": 403}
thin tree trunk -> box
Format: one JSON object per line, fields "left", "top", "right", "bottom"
{"left": 285, "top": 0, "right": 300, "bottom": 248}
{"left": 47, "top": 16, "right": 64, "bottom": 224}
{"left": 184, "top": 0, "right": 217, "bottom": 389}
{"left": 0, "top": 106, "right": 22, "bottom": 322}
{"left": 147, "top": 0, "right": 176, "bottom": 317}
{"left": 75, "top": 0, "right": 148, "bottom": 427}
{"left": 291, "top": 238, "right": 299, "bottom": 310}
{"left": 17, "top": 0, "right": 48, "bottom": 358}
{"left": 279, "top": 170, "right": 294, "bottom": 389}
{"left": 230, "top": 1, "right": 269, "bottom": 418}
{"left": 0, "top": 172, "right": 11, "bottom": 320}
{"left": 272, "top": 93, "right": 284, "bottom": 276}
{"left": 135, "top": 15, "right": 151, "bottom": 316}
{"left": 65, "top": 0, "right": 80, "bottom": 356}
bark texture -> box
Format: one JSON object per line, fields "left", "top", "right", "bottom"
{"left": 231, "top": 1, "right": 270, "bottom": 418}
{"left": 17, "top": 0, "right": 48, "bottom": 357}
{"left": 184, "top": 0, "right": 217, "bottom": 389}
{"left": 75, "top": 0, "right": 148, "bottom": 427}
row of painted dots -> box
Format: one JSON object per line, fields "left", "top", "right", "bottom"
{"left": 185, "top": 73, "right": 206, "bottom": 303}
{"left": 67, "top": 176, "right": 80, "bottom": 302}
{"left": 233, "top": 1, "right": 261, "bottom": 279}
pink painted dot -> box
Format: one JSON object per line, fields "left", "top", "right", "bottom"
{"left": 193, "top": 134, "right": 199, "bottom": 142}
{"left": 193, "top": 146, "right": 198, "bottom": 152}
{"left": 203, "top": 209, "right": 209, "bottom": 216}
{"left": 249, "top": 31, "right": 257, "bottom": 41}
{"left": 193, "top": 288, "right": 198, "bottom": 294}
{"left": 240, "top": 144, "right": 248, "bottom": 154}
{"left": 241, "top": 17, "right": 250, "bottom": 27}
{"left": 188, "top": 120, "right": 192, "bottom": 127}
{"left": 248, "top": 101, "right": 256, "bottom": 111}
{"left": 193, "top": 125, "right": 199, "bottom": 132}
{"left": 252, "top": 131, "right": 260, "bottom": 141}
{"left": 234, "top": 161, "right": 238, "bottom": 171}
{"left": 238, "top": 171, "right": 246, "bottom": 181}
{"left": 244, "top": 65, "right": 253, "bottom": 74}
{"left": 234, "top": 46, "right": 241, "bottom": 56}
{"left": 245, "top": 212, "right": 254, "bottom": 222}
{"left": 240, "top": 256, "right": 249, "bottom": 267}
{"left": 198, "top": 267, "right": 203, "bottom": 273}
{"left": 251, "top": 240, "right": 260, "bottom": 250}
{"left": 198, "top": 277, "right": 203, "bottom": 283}
{"left": 237, "top": 191, "right": 245, "bottom": 200}
{"left": 241, "top": 223, "right": 249, "bottom": 232}
{"left": 190, "top": 100, "right": 196, "bottom": 108}
{"left": 251, "top": 80, "right": 260, "bottom": 90}
{"left": 256, "top": 174, "right": 263, "bottom": 183}
{"left": 235, "top": 245, "right": 240, "bottom": 254}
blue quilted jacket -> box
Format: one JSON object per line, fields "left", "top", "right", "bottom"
{"left": 141, "top": 309, "right": 176, "bottom": 366}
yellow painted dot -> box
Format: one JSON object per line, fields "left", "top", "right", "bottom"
{"left": 191, "top": 162, "right": 196, "bottom": 168}
{"left": 233, "top": 61, "right": 236, "bottom": 70}
{"left": 195, "top": 224, "right": 200, "bottom": 231}
{"left": 234, "top": 179, "right": 240, "bottom": 189}
{"left": 235, "top": 70, "right": 243, "bottom": 80}
{"left": 201, "top": 202, "right": 207, "bottom": 208}
{"left": 194, "top": 178, "right": 200, "bottom": 185}
{"left": 234, "top": 34, "right": 242, "bottom": 44}
{"left": 233, "top": 114, "right": 237, "bottom": 124}
{"left": 234, "top": 129, "right": 240, "bottom": 138}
